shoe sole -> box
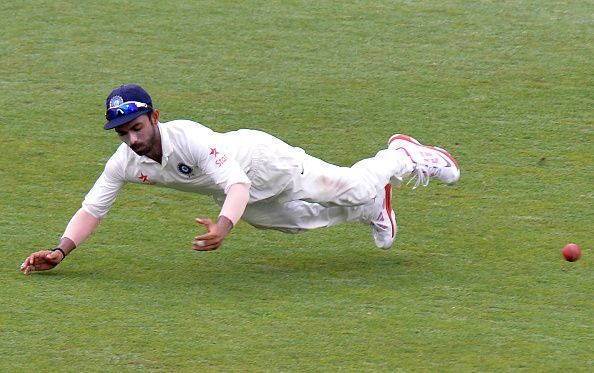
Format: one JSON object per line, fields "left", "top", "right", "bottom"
{"left": 387, "top": 134, "right": 459, "bottom": 172}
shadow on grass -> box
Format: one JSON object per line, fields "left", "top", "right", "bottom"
{"left": 46, "top": 248, "right": 423, "bottom": 293}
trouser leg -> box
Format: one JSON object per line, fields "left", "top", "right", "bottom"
{"left": 239, "top": 148, "right": 412, "bottom": 233}
{"left": 231, "top": 135, "right": 413, "bottom": 233}
{"left": 287, "top": 148, "right": 414, "bottom": 207}
{"left": 241, "top": 199, "right": 375, "bottom": 233}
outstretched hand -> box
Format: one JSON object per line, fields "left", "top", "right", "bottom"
{"left": 192, "top": 217, "right": 233, "bottom": 251}
{"left": 20, "top": 250, "right": 64, "bottom": 275}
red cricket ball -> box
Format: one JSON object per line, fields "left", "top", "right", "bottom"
{"left": 562, "top": 243, "right": 581, "bottom": 262}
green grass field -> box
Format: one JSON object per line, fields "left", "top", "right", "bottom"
{"left": 1, "top": 0, "right": 592, "bottom": 371}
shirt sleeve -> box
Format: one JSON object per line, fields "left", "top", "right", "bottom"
{"left": 187, "top": 128, "right": 251, "bottom": 194}
{"left": 81, "top": 153, "right": 126, "bottom": 219}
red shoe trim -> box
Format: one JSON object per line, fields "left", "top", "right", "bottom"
{"left": 384, "top": 184, "right": 395, "bottom": 238}
{"left": 387, "top": 134, "right": 420, "bottom": 147}
{"left": 429, "top": 146, "right": 459, "bottom": 170}
{"left": 389, "top": 134, "right": 459, "bottom": 171}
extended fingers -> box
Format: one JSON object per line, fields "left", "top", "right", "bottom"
{"left": 20, "top": 261, "right": 30, "bottom": 273}
{"left": 195, "top": 217, "right": 213, "bottom": 226}
{"left": 23, "top": 264, "right": 36, "bottom": 275}
{"left": 20, "top": 253, "right": 39, "bottom": 272}
{"left": 20, "top": 258, "right": 31, "bottom": 271}
{"left": 20, "top": 257, "right": 38, "bottom": 275}
{"left": 192, "top": 237, "right": 221, "bottom": 251}
{"left": 20, "top": 250, "right": 59, "bottom": 275}
{"left": 193, "top": 218, "right": 222, "bottom": 251}
{"left": 192, "top": 242, "right": 220, "bottom": 251}
{"left": 195, "top": 231, "right": 214, "bottom": 240}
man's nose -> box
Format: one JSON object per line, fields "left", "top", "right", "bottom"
{"left": 128, "top": 132, "right": 138, "bottom": 144}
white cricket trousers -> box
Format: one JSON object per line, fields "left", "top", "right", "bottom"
{"left": 226, "top": 131, "right": 414, "bottom": 233}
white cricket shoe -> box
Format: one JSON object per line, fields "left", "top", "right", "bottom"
{"left": 388, "top": 134, "right": 460, "bottom": 189}
{"left": 370, "top": 184, "right": 397, "bottom": 249}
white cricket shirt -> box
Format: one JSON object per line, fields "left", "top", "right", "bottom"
{"left": 82, "top": 120, "right": 254, "bottom": 219}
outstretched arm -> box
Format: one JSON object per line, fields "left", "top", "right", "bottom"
{"left": 192, "top": 182, "right": 250, "bottom": 251}
{"left": 20, "top": 208, "right": 101, "bottom": 274}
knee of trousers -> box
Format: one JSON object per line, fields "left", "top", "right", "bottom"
{"left": 333, "top": 182, "right": 377, "bottom": 206}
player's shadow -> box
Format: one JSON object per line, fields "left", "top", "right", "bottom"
{"left": 51, "top": 246, "right": 424, "bottom": 297}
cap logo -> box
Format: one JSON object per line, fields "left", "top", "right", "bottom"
{"left": 109, "top": 95, "right": 124, "bottom": 109}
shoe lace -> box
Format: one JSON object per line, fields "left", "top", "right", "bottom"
{"left": 407, "top": 164, "right": 438, "bottom": 189}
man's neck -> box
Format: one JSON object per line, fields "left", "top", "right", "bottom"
{"left": 146, "top": 123, "right": 163, "bottom": 164}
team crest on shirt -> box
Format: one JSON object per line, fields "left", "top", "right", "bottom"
{"left": 109, "top": 95, "right": 124, "bottom": 108}
{"left": 177, "top": 163, "right": 194, "bottom": 177}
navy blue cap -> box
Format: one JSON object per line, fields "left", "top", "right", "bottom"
{"left": 104, "top": 84, "right": 153, "bottom": 130}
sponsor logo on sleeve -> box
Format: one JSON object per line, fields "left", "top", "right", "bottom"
{"left": 209, "top": 147, "right": 228, "bottom": 168}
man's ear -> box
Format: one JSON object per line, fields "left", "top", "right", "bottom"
{"left": 151, "top": 109, "right": 160, "bottom": 124}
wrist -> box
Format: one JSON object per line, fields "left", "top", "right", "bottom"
{"left": 52, "top": 247, "right": 67, "bottom": 260}
{"left": 217, "top": 215, "right": 234, "bottom": 233}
